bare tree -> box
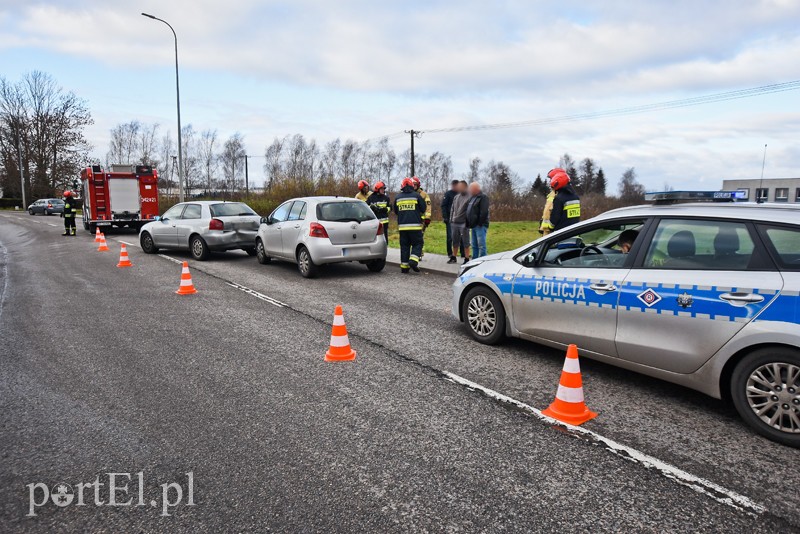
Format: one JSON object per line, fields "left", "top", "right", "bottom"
{"left": 619, "top": 167, "right": 645, "bottom": 201}
{"left": 263, "top": 136, "right": 287, "bottom": 191}
{"left": 198, "top": 129, "right": 218, "bottom": 194}
{"left": 219, "top": 133, "right": 246, "bottom": 195}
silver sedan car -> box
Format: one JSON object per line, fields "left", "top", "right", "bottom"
{"left": 452, "top": 200, "right": 800, "bottom": 447}
{"left": 255, "top": 196, "right": 387, "bottom": 278}
{"left": 139, "top": 201, "right": 261, "bottom": 260}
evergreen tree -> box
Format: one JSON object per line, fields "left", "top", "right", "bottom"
{"left": 594, "top": 168, "right": 607, "bottom": 196}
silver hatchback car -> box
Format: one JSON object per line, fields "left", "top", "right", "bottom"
{"left": 139, "top": 201, "right": 261, "bottom": 260}
{"left": 255, "top": 196, "right": 387, "bottom": 278}
{"left": 452, "top": 200, "right": 800, "bottom": 447}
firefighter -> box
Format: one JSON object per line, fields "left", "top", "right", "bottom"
{"left": 61, "top": 190, "right": 78, "bottom": 236}
{"left": 539, "top": 168, "right": 564, "bottom": 235}
{"left": 411, "top": 177, "right": 432, "bottom": 231}
{"left": 393, "top": 177, "right": 426, "bottom": 273}
{"left": 366, "top": 181, "right": 391, "bottom": 241}
{"left": 549, "top": 170, "right": 581, "bottom": 231}
{"left": 355, "top": 180, "right": 372, "bottom": 202}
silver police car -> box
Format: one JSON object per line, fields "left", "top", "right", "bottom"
{"left": 452, "top": 197, "right": 800, "bottom": 447}
{"left": 139, "top": 201, "right": 261, "bottom": 260}
{"left": 255, "top": 196, "right": 387, "bottom": 278}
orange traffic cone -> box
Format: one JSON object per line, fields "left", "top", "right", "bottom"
{"left": 116, "top": 243, "right": 132, "bottom": 268}
{"left": 175, "top": 261, "right": 197, "bottom": 295}
{"left": 97, "top": 233, "right": 109, "bottom": 252}
{"left": 324, "top": 305, "right": 356, "bottom": 362}
{"left": 542, "top": 344, "right": 597, "bottom": 425}
{"left": 94, "top": 227, "right": 103, "bottom": 243}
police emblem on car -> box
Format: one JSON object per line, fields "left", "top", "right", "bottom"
{"left": 637, "top": 288, "right": 662, "bottom": 307}
{"left": 677, "top": 292, "right": 693, "bottom": 309}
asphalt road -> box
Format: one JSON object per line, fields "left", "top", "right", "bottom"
{"left": 1, "top": 211, "right": 798, "bottom": 533}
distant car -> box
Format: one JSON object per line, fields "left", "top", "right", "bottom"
{"left": 452, "top": 199, "right": 800, "bottom": 447}
{"left": 27, "top": 198, "right": 64, "bottom": 215}
{"left": 139, "top": 201, "right": 260, "bottom": 260}
{"left": 255, "top": 196, "right": 387, "bottom": 278}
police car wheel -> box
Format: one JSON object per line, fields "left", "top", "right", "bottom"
{"left": 462, "top": 286, "right": 505, "bottom": 345}
{"left": 730, "top": 347, "right": 800, "bottom": 448}
{"left": 190, "top": 235, "right": 211, "bottom": 261}
{"left": 140, "top": 232, "right": 159, "bottom": 254}
{"left": 255, "top": 239, "right": 271, "bottom": 264}
{"left": 297, "top": 246, "right": 319, "bottom": 278}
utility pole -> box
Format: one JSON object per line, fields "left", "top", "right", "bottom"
{"left": 405, "top": 130, "right": 421, "bottom": 177}
{"left": 244, "top": 155, "right": 249, "bottom": 197}
{"left": 757, "top": 144, "right": 767, "bottom": 204}
{"left": 17, "top": 134, "right": 26, "bottom": 208}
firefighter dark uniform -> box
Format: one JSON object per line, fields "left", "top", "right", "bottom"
{"left": 366, "top": 181, "right": 391, "bottom": 241}
{"left": 61, "top": 191, "right": 78, "bottom": 236}
{"left": 550, "top": 179, "right": 581, "bottom": 232}
{"left": 393, "top": 178, "right": 426, "bottom": 273}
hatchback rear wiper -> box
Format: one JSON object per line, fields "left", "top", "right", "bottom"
{"left": 332, "top": 218, "right": 361, "bottom": 223}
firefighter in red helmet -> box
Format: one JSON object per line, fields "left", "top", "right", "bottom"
{"left": 549, "top": 170, "right": 581, "bottom": 231}
{"left": 539, "top": 168, "right": 563, "bottom": 235}
{"left": 366, "top": 181, "right": 391, "bottom": 241}
{"left": 393, "top": 177, "right": 426, "bottom": 273}
{"left": 355, "top": 180, "right": 372, "bottom": 202}
{"left": 61, "top": 190, "right": 78, "bottom": 236}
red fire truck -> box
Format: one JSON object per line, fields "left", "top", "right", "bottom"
{"left": 81, "top": 164, "right": 160, "bottom": 233}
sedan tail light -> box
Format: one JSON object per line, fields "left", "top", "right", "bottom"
{"left": 209, "top": 218, "right": 224, "bottom": 231}
{"left": 309, "top": 222, "right": 329, "bottom": 238}
{"left": 47, "top": 203, "right": 53, "bottom": 208}
{"left": 376, "top": 224, "right": 383, "bottom": 237}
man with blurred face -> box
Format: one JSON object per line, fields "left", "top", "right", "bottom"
{"left": 465, "top": 182, "right": 490, "bottom": 258}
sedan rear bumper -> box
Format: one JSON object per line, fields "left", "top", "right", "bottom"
{"left": 203, "top": 229, "right": 258, "bottom": 250}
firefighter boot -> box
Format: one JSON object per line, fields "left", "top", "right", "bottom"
{"left": 400, "top": 263, "right": 410, "bottom": 274}
{"left": 409, "top": 259, "right": 420, "bottom": 272}
{"left": 70, "top": 228, "right": 76, "bottom": 236}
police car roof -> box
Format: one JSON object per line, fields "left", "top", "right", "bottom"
{"left": 600, "top": 202, "right": 800, "bottom": 225}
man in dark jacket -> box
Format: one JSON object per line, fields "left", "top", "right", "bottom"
{"left": 440, "top": 179, "right": 463, "bottom": 262}
{"left": 61, "top": 190, "right": 78, "bottom": 236}
{"left": 393, "top": 177, "right": 426, "bottom": 273}
{"left": 465, "top": 182, "right": 490, "bottom": 258}
{"left": 549, "top": 171, "right": 581, "bottom": 231}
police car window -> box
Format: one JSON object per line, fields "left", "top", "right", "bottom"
{"left": 760, "top": 226, "right": 800, "bottom": 270}
{"left": 287, "top": 201, "right": 306, "bottom": 221}
{"left": 542, "top": 221, "right": 645, "bottom": 268}
{"left": 162, "top": 204, "right": 185, "bottom": 220}
{"left": 270, "top": 202, "right": 292, "bottom": 223}
{"left": 182, "top": 204, "right": 202, "bottom": 220}
{"left": 644, "top": 219, "right": 754, "bottom": 270}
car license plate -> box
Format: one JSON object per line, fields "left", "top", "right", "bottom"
{"left": 97, "top": 222, "right": 111, "bottom": 226}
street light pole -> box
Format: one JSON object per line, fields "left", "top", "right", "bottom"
{"left": 17, "top": 134, "right": 26, "bottom": 208}
{"left": 142, "top": 13, "right": 184, "bottom": 203}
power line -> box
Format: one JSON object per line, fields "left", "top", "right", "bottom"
{"left": 368, "top": 80, "right": 800, "bottom": 139}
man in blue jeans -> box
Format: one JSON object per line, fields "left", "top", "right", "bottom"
{"left": 465, "top": 182, "right": 489, "bottom": 258}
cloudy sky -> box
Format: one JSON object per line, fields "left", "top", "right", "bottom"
{"left": 2, "top": 0, "right": 799, "bottom": 191}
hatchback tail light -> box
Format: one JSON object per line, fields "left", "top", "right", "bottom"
{"left": 209, "top": 218, "right": 224, "bottom": 231}
{"left": 47, "top": 203, "right": 53, "bottom": 208}
{"left": 309, "top": 222, "right": 329, "bottom": 238}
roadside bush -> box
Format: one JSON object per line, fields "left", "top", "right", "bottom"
{"left": 0, "top": 198, "right": 23, "bottom": 209}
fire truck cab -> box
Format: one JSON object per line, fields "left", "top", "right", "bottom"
{"left": 81, "top": 164, "right": 159, "bottom": 233}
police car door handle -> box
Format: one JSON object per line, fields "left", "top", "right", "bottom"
{"left": 589, "top": 283, "right": 617, "bottom": 294}
{"left": 719, "top": 292, "right": 764, "bottom": 305}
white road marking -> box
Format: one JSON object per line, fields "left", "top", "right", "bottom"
{"left": 117, "top": 240, "right": 136, "bottom": 246}
{"left": 158, "top": 254, "right": 184, "bottom": 265}
{"left": 226, "top": 282, "right": 287, "bottom": 308}
{"left": 47, "top": 223, "right": 58, "bottom": 227}
{"left": 442, "top": 371, "right": 766, "bottom": 517}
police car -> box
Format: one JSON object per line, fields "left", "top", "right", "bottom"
{"left": 452, "top": 192, "right": 800, "bottom": 447}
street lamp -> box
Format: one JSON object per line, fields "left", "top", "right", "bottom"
{"left": 142, "top": 12, "right": 184, "bottom": 203}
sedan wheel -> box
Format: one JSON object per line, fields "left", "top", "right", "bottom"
{"left": 190, "top": 235, "right": 211, "bottom": 261}
{"left": 28, "top": 209, "right": 34, "bottom": 215}
{"left": 256, "top": 239, "right": 271, "bottom": 265}
{"left": 462, "top": 287, "right": 506, "bottom": 345}
{"left": 140, "top": 232, "right": 159, "bottom": 254}
{"left": 297, "top": 246, "right": 319, "bottom": 278}
{"left": 731, "top": 347, "right": 800, "bottom": 448}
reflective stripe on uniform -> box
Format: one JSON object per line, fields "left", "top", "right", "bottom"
{"left": 398, "top": 224, "right": 423, "bottom": 231}
{"left": 563, "top": 199, "right": 581, "bottom": 218}
{"left": 409, "top": 255, "right": 420, "bottom": 263}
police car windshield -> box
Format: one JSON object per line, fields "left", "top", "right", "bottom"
{"left": 317, "top": 201, "right": 375, "bottom": 223}
{"left": 209, "top": 203, "right": 257, "bottom": 217}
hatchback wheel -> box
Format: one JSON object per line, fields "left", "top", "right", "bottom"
{"left": 731, "top": 347, "right": 800, "bottom": 448}
{"left": 190, "top": 235, "right": 211, "bottom": 261}
{"left": 366, "top": 258, "right": 386, "bottom": 272}
{"left": 28, "top": 209, "right": 34, "bottom": 215}
{"left": 462, "top": 286, "right": 506, "bottom": 345}
{"left": 255, "top": 239, "right": 271, "bottom": 265}
{"left": 140, "top": 231, "right": 159, "bottom": 254}
{"left": 297, "top": 246, "right": 319, "bottom": 278}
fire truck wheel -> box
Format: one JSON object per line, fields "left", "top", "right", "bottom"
{"left": 140, "top": 231, "right": 159, "bottom": 254}
{"left": 190, "top": 235, "right": 211, "bottom": 261}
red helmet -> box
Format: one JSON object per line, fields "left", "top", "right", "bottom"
{"left": 411, "top": 176, "right": 421, "bottom": 188}
{"left": 373, "top": 181, "right": 386, "bottom": 192}
{"left": 63, "top": 190, "right": 73, "bottom": 197}
{"left": 357, "top": 180, "right": 370, "bottom": 190}
{"left": 550, "top": 171, "right": 570, "bottom": 191}
{"left": 401, "top": 177, "right": 414, "bottom": 189}
{"left": 547, "top": 168, "right": 566, "bottom": 179}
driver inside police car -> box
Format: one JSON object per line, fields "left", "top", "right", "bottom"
{"left": 618, "top": 229, "right": 639, "bottom": 254}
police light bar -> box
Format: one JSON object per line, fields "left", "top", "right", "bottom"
{"left": 644, "top": 190, "right": 747, "bottom": 204}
